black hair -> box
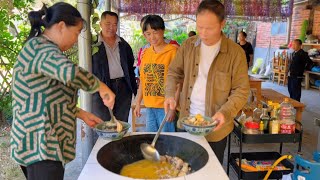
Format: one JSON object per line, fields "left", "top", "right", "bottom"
{"left": 142, "top": 15, "right": 165, "bottom": 33}
{"left": 101, "top": 11, "right": 119, "bottom": 22}
{"left": 239, "top": 31, "right": 247, "bottom": 38}
{"left": 294, "top": 39, "right": 302, "bottom": 45}
{"left": 188, "top": 31, "right": 196, "bottom": 37}
{"left": 196, "top": 0, "right": 225, "bottom": 22}
{"left": 140, "top": 15, "right": 151, "bottom": 27}
{"left": 26, "top": 2, "right": 84, "bottom": 41}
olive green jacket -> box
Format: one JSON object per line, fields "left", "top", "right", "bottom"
{"left": 165, "top": 34, "right": 250, "bottom": 142}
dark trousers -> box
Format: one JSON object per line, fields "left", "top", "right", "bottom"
{"left": 288, "top": 76, "right": 302, "bottom": 102}
{"left": 21, "top": 160, "right": 64, "bottom": 180}
{"left": 209, "top": 136, "right": 228, "bottom": 165}
{"left": 108, "top": 78, "right": 132, "bottom": 122}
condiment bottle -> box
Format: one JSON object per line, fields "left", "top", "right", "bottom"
{"left": 260, "top": 108, "right": 270, "bottom": 131}
{"left": 269, "top": 109, "right": 279, "bottom": 134}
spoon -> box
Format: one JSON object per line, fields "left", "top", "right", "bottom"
{"left": 140, "top": 110, "right": 172, "bottom": 161}
{"left": 107, "top": 107, "right": 123, "bottom": 133}
{"left": 105, "top": 94, "right": 123, "bottom": 133}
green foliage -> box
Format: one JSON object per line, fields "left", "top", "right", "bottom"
{"left": 0, "top": 1, "right": 33, "bottom": 124}
{"left": 0, "top": 93, "right": 13, "bottom": 124}
{"left": 299, "top": 20, "right": 308, "bottom": 42}
{"left": 223, "top": 19, "right": 249, "bottom": 36}
{"left": 0, "top": 0, "right": 33, "bottom": 68}
{"left": 165, "top": 28, "right": 188, "bottom": 45}
{"left": 130, "top": 25, "right": 147, "bottom": 60}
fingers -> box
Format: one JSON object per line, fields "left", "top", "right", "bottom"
{"left": 94, "top": 117, "right": 103, "bottom": 124}
{"left": 164, "top": 98, "right": 176, "bottom": 114}
{"left": 164, "top": 100, "right": 169, "bottom": 114}
{"left": 102, "top": 93, "right": 115, "bottom": 109}
{"left": 213, "top": 120, "right": 222, "bottom": 131}
{"left": 166, "top": 110, "right": 176, "bottom": 122}
{"left": 134, "top": 108, "right": 141, "bottom": 118}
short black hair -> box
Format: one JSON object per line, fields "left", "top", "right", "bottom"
{"left": 140, "top": 15, "right": 151, "bottom": 25}
{"left": 101, "top": 11, "right": 118, "bottom": 21}
{"left": 196, "top": 0, "right": 225, "bottom": 22}
{"left": 239, "top": 31, "right": 247, "bottom": 38}
{"left": 294, "top": 39, "right": 302, "bottom": 45}
{"left": 188, "top": 31, "right": 196, "bottom": 37}
{"left": 142, "top": 15, "right": 165, "bottom": 33}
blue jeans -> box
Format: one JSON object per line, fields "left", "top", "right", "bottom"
{"left": 146, "top": 108, "right": 175, "bottom": 132}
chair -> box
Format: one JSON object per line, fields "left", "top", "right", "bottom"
{"left": 272, "top": 52, "right": 290, "bottom": 85}
{"left": 272, "top": 52, "right": 281, "bottom": 83}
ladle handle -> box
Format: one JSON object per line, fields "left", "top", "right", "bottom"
{"left": 105, "top": 94, "right": 115, "bottom": 123}
{"left": 151, "top": 110, "right": 172, "bottom": 147}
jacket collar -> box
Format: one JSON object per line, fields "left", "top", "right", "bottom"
{"left": 98, "top": 33, "right": 121, "bottom": 44}
{"left": 193, "top": 32, "right": 228, "bottom": 53}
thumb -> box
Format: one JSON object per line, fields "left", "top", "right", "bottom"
{"left": 164, "top": 101, "right": 169, "bottom": 114}
{"left": 94, "top": 117, "right": 103, "bottom": 124}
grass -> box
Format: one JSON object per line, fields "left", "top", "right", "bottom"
{"left": 0, "top": 126, "right": 26, "bottom": 180}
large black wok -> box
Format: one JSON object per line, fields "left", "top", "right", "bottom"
{"left": 96, "top": 134, "right": 209, "bottom": 176}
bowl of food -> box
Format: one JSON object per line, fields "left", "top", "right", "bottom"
{"left": 95, "top": 121, "right": 131, "bottom": 140}
{"left": 180, "top": 114, "right": 218, "bottom": 136}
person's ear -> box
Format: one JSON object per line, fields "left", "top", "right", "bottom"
{"left": 57, "top": 21, "right": 66, "bottom": 32}
{"left": 221, "top": 20, "right": 226, "bottom": 30}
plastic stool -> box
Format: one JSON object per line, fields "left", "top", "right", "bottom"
{"left": 292, "top": 151, "right": 320, "bottom": 180}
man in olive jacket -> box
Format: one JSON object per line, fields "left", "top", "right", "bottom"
{"left": 92, "top": 11, "right": 137, "bottom": 123}
{"left": 164, "top": 0, "right": 250, "bottom": 164}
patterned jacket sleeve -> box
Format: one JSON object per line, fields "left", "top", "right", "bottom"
{"left": 40, "top": 50, "right": 100, "bottom": 93}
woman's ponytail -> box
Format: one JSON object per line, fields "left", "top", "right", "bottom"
{"left": 26, "top": 4, "right": 47, "bottom": 41}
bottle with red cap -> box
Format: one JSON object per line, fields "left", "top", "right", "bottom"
{"left": 279, "top": 98, "right": 295, "bottom": 134}
{"left": 244, "top": 121, "right": 260, "bottom": 134}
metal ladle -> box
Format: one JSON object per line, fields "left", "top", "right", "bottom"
{"left": 140, "top": 110, "right": 172, "bottom": 161}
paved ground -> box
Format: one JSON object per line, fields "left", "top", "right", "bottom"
{"left": 64, "top": 81, "right": 320, "bottom": 180}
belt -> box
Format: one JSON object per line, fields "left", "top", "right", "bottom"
{"left": 110, "top": 77, "right": 125, "bottom": 83}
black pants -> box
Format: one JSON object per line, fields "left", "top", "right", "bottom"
{"left": 108, "top": 78, "right": 132, "bottom": 122}
{"left": 21, "top": 160, "right": 64, "bottom": 180}
{"left": 288, "top": 76, "right": 302, "bottom": 102}
{"left": 209, "top": 136, "right": 228, "bottom": 165}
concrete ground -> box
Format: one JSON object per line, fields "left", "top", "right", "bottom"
{"left": 64, "top": 81, "right": 320, "bottom": 180}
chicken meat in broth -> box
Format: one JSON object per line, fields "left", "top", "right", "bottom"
{"left": 120, "top": 155, "right": 191, "bottom": 179}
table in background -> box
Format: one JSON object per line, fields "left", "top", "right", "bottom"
{"left": 261, "top": 88, "right": 305, "bottom": 122}
{"left": 249, "top": 76, "right": 264, "bottom": 101}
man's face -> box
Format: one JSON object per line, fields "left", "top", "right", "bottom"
{"left": 238, "top": 33, "right": 245, "bottom": 42}
{"left": 196, "top": 10, "right": 225, "bottom": 46}
{"left": 100, "top": 15, "right": 118, "bottom": 38}
{"left": 292, "top": 41, "right": 301, "bottom": 51}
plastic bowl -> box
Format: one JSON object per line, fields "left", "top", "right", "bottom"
{"left": 95, "top": 121, "right": 131, "bottom": 140}
{"left": 180, "top": 116, "right": 218, "bottom": 136}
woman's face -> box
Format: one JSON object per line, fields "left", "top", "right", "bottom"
{"left": 60, "top": 21, "right": 83, "bottom": 51}
{"left": 143, "top": 25, "right": 165, "bottom": 47}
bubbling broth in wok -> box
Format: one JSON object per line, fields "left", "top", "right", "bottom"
{"left": 120, "top": 155, "right": 191, "bottom": 179}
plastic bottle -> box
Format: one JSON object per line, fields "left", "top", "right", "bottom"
{"left": 279, "top": 98, "right": 295, "bottom": 134}
{"left": 253, "top": 104, "right": 262, "bottom": 123}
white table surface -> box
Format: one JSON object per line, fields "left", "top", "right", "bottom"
{"left": 78, "top": 132, "right": 229, "bottom": 180}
